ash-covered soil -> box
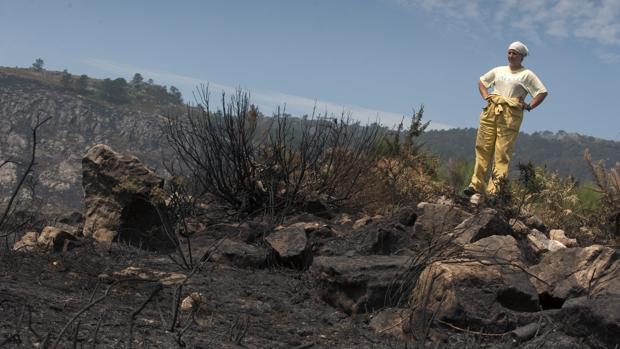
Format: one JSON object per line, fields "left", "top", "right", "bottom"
{"left": 0, "top": 241, "right": 402, "bottom": 348}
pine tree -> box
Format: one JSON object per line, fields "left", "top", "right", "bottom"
{"left": 75, "top": 74, "right": 89, "bottom": 93}
{"left": 32, "top": 58, "right": 44, "bottom": 71}
{"left": 60, "top": 69, "right": 72, "bottom": 89}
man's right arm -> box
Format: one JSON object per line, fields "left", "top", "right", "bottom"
{"left": 478, "top": 80, "right": 490, "bottom": 100}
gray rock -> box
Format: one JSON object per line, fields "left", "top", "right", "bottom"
{"left": 396, "top": 206, "right": 417, "bottom": 227}
{"left": 528, "top": 245, "right": 620, "bottom": 303}
{"left": 200, "top": 221, "right": 270, "bottom": 243}
{"left": 315, "top": 222, "right": 415, "bottom": 257}
{"left": 265, "top": 225, "right": 311, "bottom": 267}
{"left": 452, "top": 208, "right": 513, "bottom": 244}
{"left": 210, "top": 238, "right": 267, "bottom": 269}
{"left": 413, "top": 202, "right": 471, "bottom": 239}
{"left": 463, "top": 235, "right": 525, "bottom": 265}
{"left": 369, "top": 308, "right": 407, "bottom": 338}
{"left": 527, "top": 229, "right": 566, "bottom": 254}
{"left": 311, "top": 255, "right": 411, "bottom": 314}
{"left": 409, "top": 258, "right": 539, "bottom": 332}
{"left": 556, "top": 295, "right": 620, "bottom": 348}
{"left": 525, "top": 215, "right": 546, "bottom": 232}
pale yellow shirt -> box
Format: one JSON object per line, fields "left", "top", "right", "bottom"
{"left": 480, "top": 66, "right": 547, "bottom": 100}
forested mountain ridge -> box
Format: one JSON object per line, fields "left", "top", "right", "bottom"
{"left": 419, "top": 128, "right": 620, "bottom": 181}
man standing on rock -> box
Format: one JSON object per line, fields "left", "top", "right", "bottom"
{"left": 464, "top": 41, "right": 548, "bottom": 197}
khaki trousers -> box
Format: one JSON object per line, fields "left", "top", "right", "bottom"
{"left": 469, "top": 95, "right": 524, "bottom": 194}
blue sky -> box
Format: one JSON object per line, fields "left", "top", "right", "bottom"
{"left": 1, "top": 0, "right": 620, "bottom": 140}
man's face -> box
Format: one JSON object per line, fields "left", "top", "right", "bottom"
{"left": 507, "top": 49, "right": 524, "bottom": 65}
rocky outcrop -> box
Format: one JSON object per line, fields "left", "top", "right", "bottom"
{"left": 452, "top": 208, "right": 513, "bottom": 244}
{"left": 409, "top": 239, "right": 540, "bottom": 332}
{"left": 0, "top": 72, "right": 168, "bottom": 211}
{"left": 311, "top": 255, "right": 411, "bottom": 314}
{"left": 413, "top": 202, "right": 471, "bottom": 239}
{"left": 82, "top": 144, "right": 172, "bottom": 251}
{"left": 463, "top": 235, "right": 526, "bottom": 265}
{"left": 528, "top": 245, "right": 620, "bottom": 305}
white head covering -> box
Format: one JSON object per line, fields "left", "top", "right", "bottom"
{"left": 508, "top": 41, "right": 529, "bottom": 57}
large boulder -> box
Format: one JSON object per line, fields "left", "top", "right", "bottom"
{"left": 265, "top": 225, "right": 311, "bottom": 268}
{"left": 311, "top": 255, "right": 411, "bottom": 314}
{"left": 555, "top": 295, "right": 620, "bottom": 348}
{"left": 528, "top": 245, "right": 620, "bottom": 307}
{"left": 413, "top": 202, "right": 471, "bottom": 239}
{"left": 463, "top": 235, "right": 526, "bottom": 265}
{"left": 409, "top": 237, "right": 539, "bottom": 332}
{"left": 452, "top": 208, "right": 514, "bottom": 244}
{"left": 82, "top": 144, "right": 172, "bottom": 251}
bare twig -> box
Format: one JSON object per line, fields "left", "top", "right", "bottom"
{"left": 51, "top": 278, "right": 157, "bottom": 349}
{"left": 71, "top": 320, "right": 81, "bottom": 349}
{"left": 229, "top": 314, "right": 249, "bottom": 345}
{"left": 169, "top": 284, "right": 183, "bottom": 332}
{"left": 176, "top": 307, "right": 198, "bottom": 347}
{"left": 0, "top": 114, "right": 51, "bottom": 230}
{"left": 436, "top": 319, "right": 509, "bottom": 337}
{"left": 0, "top": 304, "right": 27, "bottom": 347}
{"left": 128, "top": 284, "right": 163, "bottom": 349}
{"left": 27, "top": 304, "right": 41, "bottom": 340}
{"left": 91, "top": 315, "right": 103, "bottom": 349}
{"left": 88, "top": 281, "right": 100, "bottom": 304}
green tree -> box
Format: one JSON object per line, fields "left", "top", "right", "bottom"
{"left": 99, "top": 77, "right": 129, "bottom": 103}
{"left": 75, "top": 74, "right": 89, "bottom": 93}
{"left": 32, "top": 58, "right": 44, "bottom": 71}
{"left": 168, "top": 85, "right": 183, "bottom": 104}
{"left": 60, "top": 69, "right": 72, "bottom": 89}
{"left": 131, "top": 73, "right": 144, "bottom": 85}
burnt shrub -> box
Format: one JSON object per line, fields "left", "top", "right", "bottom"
{"left": 163, "top": 86, "right": 381, "bottom": 218}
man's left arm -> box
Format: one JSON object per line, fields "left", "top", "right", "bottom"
{"left": 526, "top": 92, "right": 547, "bottom": 111}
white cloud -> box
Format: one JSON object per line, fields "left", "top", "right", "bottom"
{"left": 391, "top": 0, "right": 620, "bottom": 46}
{"left": 598, "top": 51, "right": 620, "bottom": 62}
{"left": 84, "top": 59, "right": 452, "bottom": 131}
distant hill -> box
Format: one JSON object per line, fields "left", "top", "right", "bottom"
{"left": 0, "top": 67, "right": 181, "bottom": 211}
{"left": 2, "top": 65, "right": 618, "bottom": 212}
{"left": 418, "top": 128, "right": 620, "bottom": 181}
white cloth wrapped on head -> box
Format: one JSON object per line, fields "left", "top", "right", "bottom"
{"left": 508, "top": 41, "right": 529, "bottom": 57}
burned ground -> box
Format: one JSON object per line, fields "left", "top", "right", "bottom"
{"left": 0, "top": 240, "right": 402, "bottom": 348}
